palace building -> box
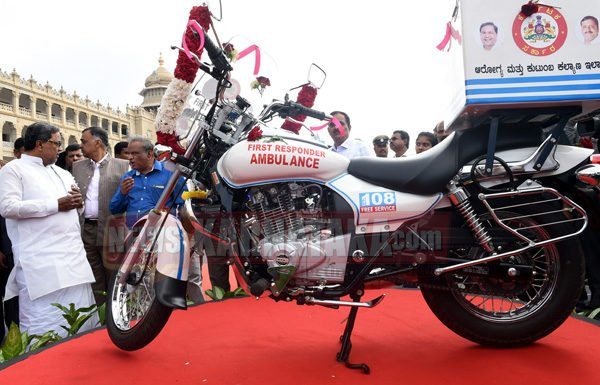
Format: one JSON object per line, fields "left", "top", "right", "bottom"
{"left": 0, "top": 55, "right": 170, "bottom": 161}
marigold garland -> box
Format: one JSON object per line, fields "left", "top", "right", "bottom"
{"left": 280, "top": 84, "right": 318, "bottom": 134}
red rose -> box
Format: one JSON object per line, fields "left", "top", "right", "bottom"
{"left": 248, "top": 126, "right": 263, "bottom": 141}
{"left": 520, "top": 1, "right": 539, "bottom": 17}
{"left": 223, "top": 42, "right": 235, "bottom": 54}
{"left": 256, "top": 76, "right": 271, "bottom": 87}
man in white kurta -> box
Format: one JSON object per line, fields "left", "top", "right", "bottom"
{"left": 0, "top": 122, "right": 98, "bottom": 337}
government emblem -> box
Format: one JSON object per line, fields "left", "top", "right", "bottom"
{"left": 512, "top": 5, "right": 568, "bottom": 56}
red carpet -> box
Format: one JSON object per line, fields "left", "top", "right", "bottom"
{"left": 1, "top": 289, "right": 600, "bottom": 384}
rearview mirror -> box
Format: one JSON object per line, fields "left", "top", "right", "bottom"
{"left": 576, "top": 116, "right": 600, "bottom": 138}
{"left": 207, "top": 0, "right": 222, "bottom": 21}
{"left": 307, "top": 63, "right": 326, "bottom": 89}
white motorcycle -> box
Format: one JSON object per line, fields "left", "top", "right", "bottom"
{"left": 106, "top": 11, "right": 595, "bottom": 374}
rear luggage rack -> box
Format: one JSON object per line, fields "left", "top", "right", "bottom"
{"left": 434, "top": 180, "right": 587, "bottom": 275}
{"left": 480, "top": 180, "right": 587, "bottom": 245}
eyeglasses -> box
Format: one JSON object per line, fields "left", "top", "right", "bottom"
{"left": 46, "top": 139, "right": 62, "bottom": 148}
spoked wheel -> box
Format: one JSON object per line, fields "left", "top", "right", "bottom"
{"left": 420, "top": 210, "right": 584, "bottom": 346}
{"left": 106, "top": 232, "right": 172, "bottom": 351}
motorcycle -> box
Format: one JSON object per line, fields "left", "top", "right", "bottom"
{"left": 106, "top": 3, "right": 594, "bottom": 374}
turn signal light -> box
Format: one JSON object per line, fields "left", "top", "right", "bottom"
{"left": 182, "top": 190, "right": 209, "bottom": 200}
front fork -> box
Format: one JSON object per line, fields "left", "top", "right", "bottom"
{"left": 117, "top": 209, "right": 192, "bottom": 309}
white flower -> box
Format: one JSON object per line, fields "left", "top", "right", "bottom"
{"left": 155, "top": 78, "right": 194, "bottom": 134}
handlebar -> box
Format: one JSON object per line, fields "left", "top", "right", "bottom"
{"left": 172, "top": 27, "right": 233, "bottom": 80}
{"left": 199, "top": 29, "right": 232, "bottom": 75}
{"left": 267, "top": 100, "right": 329, "bottom": 121}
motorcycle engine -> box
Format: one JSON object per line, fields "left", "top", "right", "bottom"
{"left": 246, "top": 183, "right": 350, "bottom": 286}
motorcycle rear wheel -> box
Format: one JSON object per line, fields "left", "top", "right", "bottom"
{"left": 420, "top": 209, "right": 585, "bottom": 347}
{"left": 106, "top": 234, "right": 172, "bottom": 351}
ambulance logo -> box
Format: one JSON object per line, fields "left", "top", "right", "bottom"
{"left": 512, "top": 6, "right": 567, "bottom": 56}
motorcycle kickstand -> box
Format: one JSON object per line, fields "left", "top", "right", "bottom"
{"left": 336, "top": 290, "right": 370, "bottom": 374}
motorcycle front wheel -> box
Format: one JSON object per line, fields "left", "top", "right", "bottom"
{"left": 106, "top": 232, "right": 172, "bottom": 351}
{"left": 420, "top": 208, "right": 585, "bottom": 347}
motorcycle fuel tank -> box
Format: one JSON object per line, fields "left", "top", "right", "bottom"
{"left": 217, "top": 137, "right": 349, "bottom": 187}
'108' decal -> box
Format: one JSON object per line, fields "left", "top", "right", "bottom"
{"left": 359, "top": 192, "right": 397, "bottom": 213}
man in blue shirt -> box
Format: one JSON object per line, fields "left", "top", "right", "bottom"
{"left": 110, "top": 137, "right": 186, "bottom": 228}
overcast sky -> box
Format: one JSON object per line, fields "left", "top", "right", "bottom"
{"left": 0, "top": 0, "right": 454, "bottom": 152}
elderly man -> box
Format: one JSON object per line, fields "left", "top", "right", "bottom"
{"left": 434, "top": 121, "right": 449, "bottom": 142}
{"left": 327, "top": 111, "right": 373, "bottom": 159}
{"left": 108, "top": 138, "right": 203, "bottom": 303}
{"left": 73, "top": 127, "right": 129, "bottom": 305}
{"left": 0, "top": 122, "right": 97, "bottom": 337}
{"left": 110, "top": 137, "right": 186, "bottom": 228}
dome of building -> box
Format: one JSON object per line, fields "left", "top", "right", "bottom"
{"left": 144, "top": 53, "right": 173, "bottom": 87}
{"left": 140, "top": 53, "right": 173, "bottom": 112}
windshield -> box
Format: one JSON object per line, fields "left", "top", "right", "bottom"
{"left": 176, "top": 34, "right": 328, "bottom": 147}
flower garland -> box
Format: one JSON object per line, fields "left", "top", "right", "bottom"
{"left": 155, "top": 5, "right": 212, "bottom": 155}
{"left": 280, "top": 84, "right": 318, "bottom": 134}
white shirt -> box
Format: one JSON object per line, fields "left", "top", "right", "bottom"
{"left": 0, "top": 154, "right": 94, "bottom": 300}
{"left": 84, "top": 153, "right": 108, "bottom": 219}
{"left": 331, "top": 138, "right": 374, "bottom": 159}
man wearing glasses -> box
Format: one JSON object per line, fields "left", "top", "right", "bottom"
{"left": 0, "top": 122, "right": 98, "bottom": 337}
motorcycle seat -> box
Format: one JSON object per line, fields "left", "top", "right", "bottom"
{"left": 347, "top": 132, "right": 462, "bottom": 195}
{"left": 347, "top": 124, "right": 544, "bottom": 195}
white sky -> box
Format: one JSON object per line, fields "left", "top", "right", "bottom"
{"left": 0, "top": 0, "right": 455, "bottom": 154}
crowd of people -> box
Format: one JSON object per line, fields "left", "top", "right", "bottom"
{"left": 326, "top": 110, "right": 447, "bottom": 159}
{"left": 0, "top": 122, "right": 191, "bottom": 342}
